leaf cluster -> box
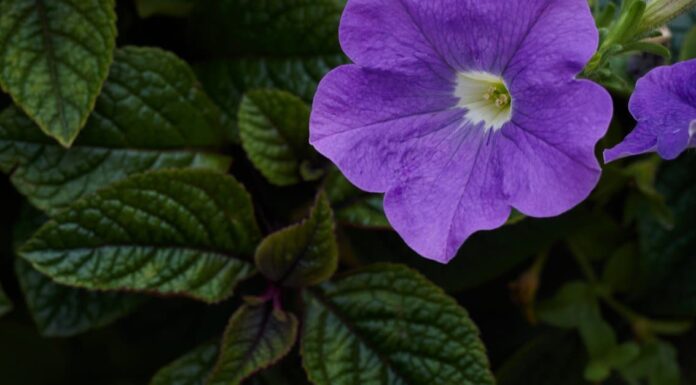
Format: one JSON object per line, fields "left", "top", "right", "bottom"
{"left": 0, "top": 1, "right": 695, "bottom": 385}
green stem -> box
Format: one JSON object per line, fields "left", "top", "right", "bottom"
{"left": 573, "top": 251, "right": 693, "bottom": 338}
{"left": 572, "top": 250, "right": 598, "bottom": 282}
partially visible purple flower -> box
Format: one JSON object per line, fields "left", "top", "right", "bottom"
{"left": 605, "top": 59, "right": 696, "bottom": 162}
{"left": 310, "top": 0, "right": 613, "bottom": 263}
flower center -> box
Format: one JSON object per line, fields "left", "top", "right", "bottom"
{"left": 454, "top": 71, "right": 512, "bottom": 132}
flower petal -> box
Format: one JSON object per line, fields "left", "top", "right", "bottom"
{"left": 501, "top": 80, "right": 612, "bottom": 216}
{"left": 504, "top": 0, "right": 598, "bottom": 87}
{"left": 310, "top": 64, "right": 460, "bottom": 192}
{"left": 339, "top": 0, "right": 451, "bottom": 76}
{"left": 603, "top": 122, "right": 660, "bottom": 162}
{"left": 383, "top": 128, "right": 510, "bottom": 263}
{"left": 605, "top": 60, "right": 696, "bottom": 162}
{"left": 340, "top": 0, "right": 596, "bottom": 78}
{"left": 317, "top": 0, "right": 611, "bottom": 263}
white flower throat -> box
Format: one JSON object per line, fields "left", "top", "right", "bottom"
{"left": 455, "top": 71, "right": 512, "bottom": 132}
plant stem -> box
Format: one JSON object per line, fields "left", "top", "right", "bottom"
{"left": 572, "top": 251, "right": 693, "bottom": 338}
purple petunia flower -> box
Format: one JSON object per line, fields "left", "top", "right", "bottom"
{"left": 310, "top": 0, "right": 613, "bottom": 263}
{"left": 605, "top": 59, "right": 696, "bottom": 162}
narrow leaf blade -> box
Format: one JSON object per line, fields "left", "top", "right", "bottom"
{"left": 207, "top": 304, "right": 298, "bottom": 385}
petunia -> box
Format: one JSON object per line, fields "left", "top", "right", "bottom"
{"left": 310, "top": 0, "right": 613, "bottom": 263}
{"left": 604, "top": 59, "right": 696, "bottom": 162}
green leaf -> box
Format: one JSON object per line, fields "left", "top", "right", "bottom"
{"left": 301, "top": 264, "right": 495, "bottom": 385}
{"left": 536, "top": 281, "right": 617, "bottom": 361}
{"left": 585, "top": 342, "right": 640, "bottom": 382}
{"left": 579, "top": 318, "right": 617, "bottom": 362}
{"left": 680, "top": 25, "right": 696, "bottom": 60}
{"left": 195, "top": 55, "right": 346, "bottom": 142}
{"left": 19, "top": 169, "right": 261, "bottom": 303}
{"left": 12, "top": 204, "right": 142, "bottom": 336}
{"left": 620, "top": 41, "right": 671, "bottom": 58}
{"left": 15, "top": 257, "right": 142, "bottom": 337}
{"left": 196, "top": 56, "right": 345, "bottom": 107}
{"left": 636, "top": 154, "right": 696, "bottom": 316}
{"left": 239, "top": 89, "right": 315, "bottom": 186}
{"left": 207, "top": 304, "right": 298, "bottom": 385}
{"left": 0, "top": 283, "right": 11, "bottom": 317}
{"left": 135, "top": 0, "right": 195, "bottom": 18}
{"left": 505, "top": 209, "right": 526, "bottom": 225}
{"left": 256, "top": 193, "right": 338, "bottom": 287}
{"left": 150, "top": 343, "right": 218, "bottom": 385}
{"left": 604, "top": 0, "right": 645, "bottom": 45}
{"left": 0, "top": 0, "right": 116, "bottom": 146}
{"left": 619, "top": 340, "right": 680, "bottom": 385}
{"left": 324, "top": 168, "right": 389, "bottom": 229}
{"left": 189, "top": 0, "right": 343, "bottom": 56}
{"left": 596, "top": 2, "right": 617, "bottom": 28}
{"left": 190, "top": 0, "right": 347, "bottom": 143}
{"left": 0, "top": 47, "right": 231, "bottom": 215}
{"left": 537, "top": 282, "right": 601, "bottom": 329}
{"left": 602, "top": 242, "right": 641, "bottom": 293}
{"left": 606, "top": 342, "right": 641, "bottom": 368}
{"left": 536, "top": 282, "right": 640, "bottom": 382}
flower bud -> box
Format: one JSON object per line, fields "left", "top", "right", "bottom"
{"left": 639, "top": 0, "right": 696, "bottom": 33}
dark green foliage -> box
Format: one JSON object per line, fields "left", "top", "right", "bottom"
{"left": 208, "top": 304, "right": 298, "bottom": 385}
{"left": 20, "top": 169, "right": 260, "bottom": 303}
{"left": 150, "top": 343, "right": 218, "bottom": 385}
{"left": 239, "top": 90, "right": 316, "bottom": 186}
{"left": 0, "top": 46, "right": 230, "bottom": 214}
{"left": 195, "top": 55, "right": 346, "bottom": 142}
{"left": 302, "top": 264, "right": 495, "bottom": 385}
{"left": 0, "top": 0, "right": 116, "bottom": 146}
{"left": 635, "top": 154, "right": 696, "bottom": 316}
{"left": 0, "top": 1, "right": 694, "bottom": 385}
{"left": 15, "top": 257, "right": 143, "bottom": 337}
{"left": 255, "top": 193, "right": 338, "bottom": 287}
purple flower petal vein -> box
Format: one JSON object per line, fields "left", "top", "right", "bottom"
{"left": 310, "top": 0, "right": 613, "bottom": 263}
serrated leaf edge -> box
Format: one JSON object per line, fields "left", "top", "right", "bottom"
{"left": 299, "top": 263, "right": 494, "bottom": 385}
{"left": 17, "top": 168, "right": 259, "bottom": 304}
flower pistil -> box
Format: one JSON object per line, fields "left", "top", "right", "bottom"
{"left": 455, "top": 71, "right": 512, "bottom": 132}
